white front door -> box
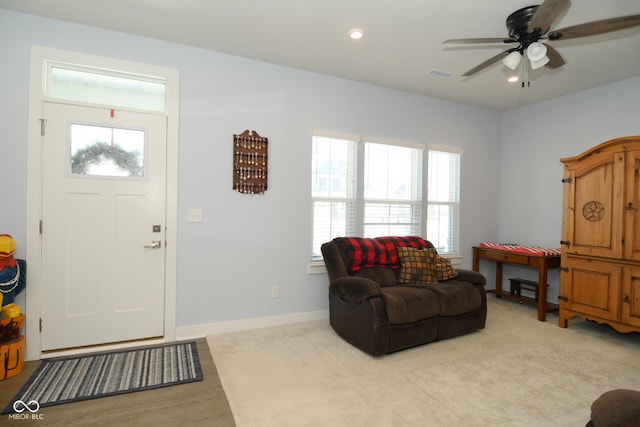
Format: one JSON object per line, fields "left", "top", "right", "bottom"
{"left": 40, "top": 102, "right": 167, "bottom": 351}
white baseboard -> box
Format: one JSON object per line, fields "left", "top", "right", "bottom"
{"left": 176, "top": 309, "right": 330, "bottom": 340}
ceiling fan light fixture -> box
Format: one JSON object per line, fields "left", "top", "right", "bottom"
{"left": 444, "top": 1, "right": 640, "bottom": 83}
{"left": 502, "top": 51, "right": 522, "bottom": 70}
{"left": 530, "top": 55, "right": 550, "bottom": 69}
{"left": 526, "top": 42, "right": 549, "bottom": 69}
{"left": 526, "top": 42, "right": 547, "bottom": 61}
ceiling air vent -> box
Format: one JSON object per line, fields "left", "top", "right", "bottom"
{"left": 426, "top": 69, "right": 455, "bottom": 79}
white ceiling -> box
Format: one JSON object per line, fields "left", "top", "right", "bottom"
{"left": 2, "top": 0, "right": 639, "bottom": 111}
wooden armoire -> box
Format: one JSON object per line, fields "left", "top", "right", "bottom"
{"left": 559, "top": 136, "right": 640, "bottom": 333}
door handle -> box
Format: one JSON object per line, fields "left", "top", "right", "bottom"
{"left": 144, "top": 240, "right": 162, "bottom": 249}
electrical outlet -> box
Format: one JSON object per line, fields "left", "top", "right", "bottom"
{"left": 188, "top": 208, "right": 203, "bottom": 223}
{"left": 271, "top": 285, "right": 280, "bottom": 298}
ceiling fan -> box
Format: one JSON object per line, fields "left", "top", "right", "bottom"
{"left": 443, "top": 0, "right": 640, "bottom": 78}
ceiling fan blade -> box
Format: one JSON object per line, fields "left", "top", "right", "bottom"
{"left": 549, "top": 15, "right": 640, "bottom": 40}
{"left": 528, "top": 0, "right": 571, "bottom": 34}
{"left": 443, "top": 38, "right": 515, "bottom": 44}
{"left": 543, "top": 43, "right": 565, "bottom": 69}
{"left": 461, "top": 49, "right": 516, "bottom": 77}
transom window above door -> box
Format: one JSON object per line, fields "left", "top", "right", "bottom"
{"left": 48, "top": 65, "right": 166, "bottom": 112}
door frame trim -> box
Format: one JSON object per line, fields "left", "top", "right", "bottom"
{"left": 25, "top": 46, "right": 180, "bottom": 360}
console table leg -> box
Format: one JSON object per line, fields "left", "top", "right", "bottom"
{"left": 538, "top": 264, "right": 548, "bottom": 321}
{"left": 496, "top": 262, "right": 503, "bottom": 298}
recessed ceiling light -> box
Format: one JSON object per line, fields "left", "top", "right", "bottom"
{"left": 507, "top": 76, "right": 520, "bottom": 83}
{"left": 349, "top": 29, "right": 364, "bottom": 40}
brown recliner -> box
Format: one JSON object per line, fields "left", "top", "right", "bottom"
{"left": 321, "top": 236, "right": 487, "bottom": 356}
{"left": 587, "top": 389, "right": 640, "bottom": 427}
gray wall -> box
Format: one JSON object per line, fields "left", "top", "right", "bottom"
{"left": 6, "top": 8, "right": 636, "bottom": 323}
{"left": 497, "top": 76, "right": 640, "bottom": 299}
{"left": 0, "top": 9, "right": 501, "bottom": 328}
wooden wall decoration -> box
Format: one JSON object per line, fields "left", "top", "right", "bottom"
{"left": 233, "top": 130, "right": 268, "bottom": 195}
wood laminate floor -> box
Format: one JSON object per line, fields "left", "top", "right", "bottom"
{"left": 0, "top": 339, "right": 235, "bottom": 426}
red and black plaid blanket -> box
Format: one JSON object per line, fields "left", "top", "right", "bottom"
{"left": 333, "top": 236, "right": 431, "bottom": 272}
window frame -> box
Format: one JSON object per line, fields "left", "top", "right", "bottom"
{"left": 310, "top": 133, "right": 462, "bottom": 270}
{"left": 426, "top": 147, "right": 462, "bottom": 258}
{"left": 310, "top": 133, "right": 358, "bottom": 261}
{"left": 361, "top": 140, "right": 424, "bottom": 239}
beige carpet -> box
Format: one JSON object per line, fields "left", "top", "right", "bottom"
{"left": 207, "top": 298, "right": 640, "bottom": 427}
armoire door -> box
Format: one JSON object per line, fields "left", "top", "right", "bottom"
{"left": 561, "top": 257, "right": 621, "bottom": 321}
{"left": 562, "top": 151, "right": 624, "bottom": 259}
{"left": 622, "top": 267, "right": 640, "bottom": 328}
{"left": 624, "top": 151, "right": 640, "bottom": 261}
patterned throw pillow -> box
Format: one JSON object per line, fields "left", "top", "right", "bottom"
{"left": 397, "top": 247, "right": 438, "bottom": 285}
{"left": 435, "top": 255, "right": 459, "bottom": 281}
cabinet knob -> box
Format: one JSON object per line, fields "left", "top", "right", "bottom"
{"left": 626, "top": 202, "right": 635, "bottom": 211}
{"left": 623, "top": 295, "right": 631, "bottom": 303}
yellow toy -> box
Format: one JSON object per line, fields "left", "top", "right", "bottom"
{"left": 0, "top": 235, "right": 25, "bottom": 307}
{"left": 1, "top": 303, "right": 20, "bottom": 319}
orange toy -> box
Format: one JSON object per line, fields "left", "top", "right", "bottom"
{"left": 0, "top": 335, "right": 25, "bottom": 380}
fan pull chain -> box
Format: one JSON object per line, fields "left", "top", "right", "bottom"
{"left": 521, "top": 56, "right": 531, "bottom": 88}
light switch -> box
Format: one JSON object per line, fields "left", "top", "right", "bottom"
{"left": 188, "top": 209, "right": 203, "bottom": 223}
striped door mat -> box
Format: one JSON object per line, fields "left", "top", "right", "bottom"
{"left": 2, "top": 341, "right": 202, "bottom": 414}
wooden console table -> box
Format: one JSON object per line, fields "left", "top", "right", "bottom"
{"left": 472, "top": 246, "right": 561, "bottom": 321}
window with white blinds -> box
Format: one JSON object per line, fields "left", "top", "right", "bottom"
{"left": 311, "top": 134, "right": 461, "bottom": 261}
{"left": 426, "top": 149, "right": 460, "bottom": 255}
{"left": 363, "top": 142, "right": 422, "bottom": 238}
{"left": 311, "top": 135, "right": 357, "bottom": 260}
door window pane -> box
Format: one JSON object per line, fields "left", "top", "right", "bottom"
{"left": 70, "top": 124, "right": 144, "bottom": 177}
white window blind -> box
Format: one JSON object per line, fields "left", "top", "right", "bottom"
{"left": 311, "top": 134, "right": 461, "bottom": 261}
{"left": 363, "top": 142, "right": 422, "bottom": 237}
{"left": 311, "top": 135, "right": 357, "bottom": 260}
{"left": 426, "top": 149, "right": 460, "bottom": 255}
